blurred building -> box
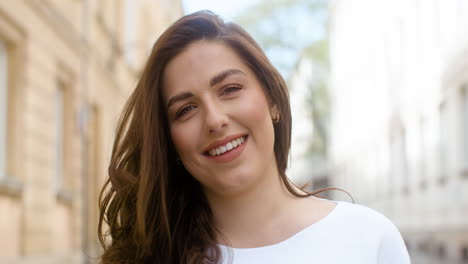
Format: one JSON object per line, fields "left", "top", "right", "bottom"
{"left": 288, "top": 56, "right": 330, "bottom": 194}
{"left": 329, "top": 0, "right": 468, "bottom": 263}
{"left": 0, "top": 1, "right": 182, "bottom": 263}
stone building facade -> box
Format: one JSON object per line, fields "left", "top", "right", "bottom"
{"left": 329, "top": 0, "right": 468, "bottom": 263}
{"left": 0, "top": 0, "right": 182, "bottom": 263}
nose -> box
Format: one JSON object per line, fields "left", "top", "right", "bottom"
{"left": 204, "top": 101, "right": 228, "bottom": 134}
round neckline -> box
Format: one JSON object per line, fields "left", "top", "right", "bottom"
{"left": 219, "top": 200, "right": 342, "bottom": 251}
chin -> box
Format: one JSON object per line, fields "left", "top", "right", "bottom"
{"left": 208, "top": 170, "right": 262, "bottom": 197}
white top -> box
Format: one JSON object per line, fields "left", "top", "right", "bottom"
{"left": 219, "top": 201, "right": 411, "bottom": 264}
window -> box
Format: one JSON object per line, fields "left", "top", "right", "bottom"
{"left": 439, "top": 102, "right": 449, "bottom": 184}
{"left": 398, "top": 128, "right": 409, "bottom": 194}
{"left": 419, "top": 116, "right": 427, "bottom": 189}
{"left": 54, "top": 76, "right": 73, "bottom": 204}
{"left": 389, "top": 119, "right": 409, "bottom": 194}
{"left": 437, "top": 243, "right": 446, "bottom": 259}
{"left": 54, "top": 84, "right": 65, "bottom": 192}
{"left": 0, "top": 12, "right": 24, "bottom": 197}
{"left": 0, "top": 40, "right": 7, "bottom": 179}
{"left": 462, "top": 245, "right": 468, "bottom": 263}
{"left": 123, "top": 0, "right": 137, "bottom": 67}
{"left": 460, "top": 85, "right": 468, "bottom": 177}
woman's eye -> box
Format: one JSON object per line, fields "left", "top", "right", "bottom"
{"left": 176, "top": 105, "right": 197, "bottom": 119}
{"left": 221, "top": 85, "right": 242, "bottom": 95}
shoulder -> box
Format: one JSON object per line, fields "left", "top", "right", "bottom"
{"left": 333, "top": 201, "right": 397, "bottom": 232}
{"left": 331, "top": 201, "right": 411, "bottom": 263}
{"left": 322, "top": 201, "right": 404, "bottom": 247}
{"left": 334, "top": 200, "right": 385, "bottom": 218}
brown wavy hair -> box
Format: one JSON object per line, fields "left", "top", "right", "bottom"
{"left": 98, "top": 10, "right": 334, "bottom": 264}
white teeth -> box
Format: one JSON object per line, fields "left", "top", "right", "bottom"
{"left": 207, "top": 136, "right": 246, "bottom": 156}
{"left": 226, "top": 142, "right": 233, "bottom": 151}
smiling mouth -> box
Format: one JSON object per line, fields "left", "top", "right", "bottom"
{"left": 204, "top": 135, "right": 248, "bottom": 157}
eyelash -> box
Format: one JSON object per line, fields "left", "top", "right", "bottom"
{"left": 175, "top": 105, "right": 197, "bottom": 119}
{"left": 174, "top": 85, "right": 243, "bottom": 119}
{"left": 221, "top": 85, "right": 242, "bottom": 95}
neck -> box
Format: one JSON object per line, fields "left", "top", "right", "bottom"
{"left": 204, "top": 165, "right": 301, "bottom": 247}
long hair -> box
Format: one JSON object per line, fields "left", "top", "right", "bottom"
{"left": 98, "top": 10, "right": 328, "bottom": 264}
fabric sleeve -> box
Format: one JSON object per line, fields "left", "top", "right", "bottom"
{"left": 377, "top": 220, "right": 411, "bottom": 264}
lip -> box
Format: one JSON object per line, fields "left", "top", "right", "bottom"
{"left": 202, "top": 134, "right": 247, "bottom": 154}
{"left": 204, "top": 135, "right": 248, "bottom": 163}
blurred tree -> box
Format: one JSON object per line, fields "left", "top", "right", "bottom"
{"left": 303, "top": 38, "right": 329, "bottom": 156}
{"left": 235, "top": 0, "right": 330, "bottom": 156}
{"left": 236, "top": 0, "right": 327, "bottom": 74}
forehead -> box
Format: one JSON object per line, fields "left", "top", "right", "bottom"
{"left": 162, "top": 40, "right": 254, "bottom": 98}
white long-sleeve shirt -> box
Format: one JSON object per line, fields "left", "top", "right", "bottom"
{"left": 220, "top": 201, "right": 411, "bottom": 264}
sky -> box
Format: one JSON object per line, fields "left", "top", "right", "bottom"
{"left": 181, "top": 0, "right": 327, "bottom": 78}
{"left": 182, "top": 0, "right": 261, "bottom": 21}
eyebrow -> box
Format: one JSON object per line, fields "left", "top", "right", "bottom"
{"left": 167, "top": 91, "right": 194, "bottom": 109}
{"left": 209, "top": 68, "right": 245, "bottom": 87}
{"left": 166, "top": 69, "right": 246, "bottom": 109}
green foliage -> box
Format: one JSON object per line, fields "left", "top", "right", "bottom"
{"left": 303, "top": 37, "right": 329, "bottom": 156}
{"left": 305, "top": 75, "right": 329, "bottom": 156}
{"left": 303, "top": 37, "right": 329, "bottom": 68}
{"left": 235, "top": 0, "right": 330, "bottom": 157}
{"left": 235, "top": 0, "right": 328, "bottom": 75}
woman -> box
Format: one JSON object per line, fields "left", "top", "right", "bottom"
{"left": 98, "top": 11, "right": 410, "bottom": 264}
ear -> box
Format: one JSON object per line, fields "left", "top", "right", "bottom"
{"left": 270, "top": 104, "right": 280, "bottom": 123}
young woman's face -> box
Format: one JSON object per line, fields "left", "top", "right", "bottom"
{"left": 163, "top": 40, "right": 278, "bottom": 197}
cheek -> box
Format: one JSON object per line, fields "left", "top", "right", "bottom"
{"left": 235, "top": 91, "right": 276, "bottom": 153}
{"left": 170, "top": 124, "right": 193, "bottom": 156}
{"left": 239, "top": 92, "right": 273, "bottom": 130}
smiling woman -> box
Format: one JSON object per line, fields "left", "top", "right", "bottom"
{"left": 98, "top": 11, "right": 410, "bottom": 264}
{"left": 163, "top": 40, "right": 281, "bottom": 197}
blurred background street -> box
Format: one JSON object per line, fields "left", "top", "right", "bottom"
{"left": 0, "top": 0, "right": 467, "bottom": 263}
